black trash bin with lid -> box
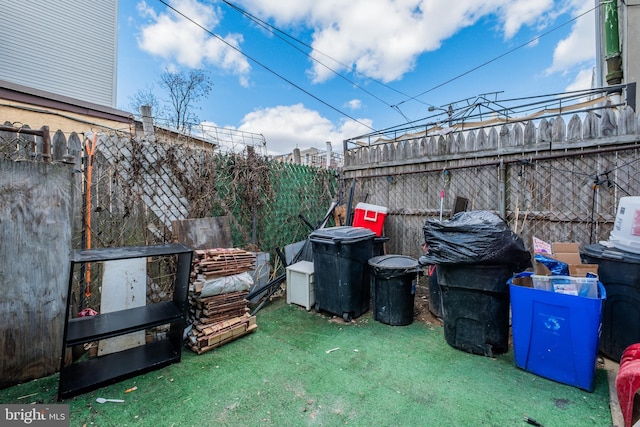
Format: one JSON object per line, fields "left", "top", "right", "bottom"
{"left": 438, "top": 263, "right": 513, "bottom": 357}
{"left": 369, "top": 255, "right": 421, "bottom": 326}
{"left": 309, "top": 226, "right": 375, "bottom": 321}
{"left": 581, "top": 243, "right": 640, "bottom": 361}
{"left": 422, "top": 211, "right": 531, "bottom": 357}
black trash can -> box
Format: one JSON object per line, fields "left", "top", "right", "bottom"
{"left": 438, "top": 263, "right": 513, "bottom": 357}
{"left": 369, "top": 255, "right": 421, "bottom": 326}
{"left": 373, "top": 236, "right": 390, "bottom": 257}
{"left": 581, "top": 243, "right": 640, "bottom": 361}
{"left": 309, "top": 226, "right": 376, "bottom": 321}
{"left": 427, "top": 265, "right": 442, "bottom": 319}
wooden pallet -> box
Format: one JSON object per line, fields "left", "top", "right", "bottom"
{"left": 186, "top": 249, "right": 258, "bottom": 355}
{"left": 187, "top": 313, "right": 257, "bottom": 355}
{"left": 192, "top": 248, "right": 256, "bottom": 278}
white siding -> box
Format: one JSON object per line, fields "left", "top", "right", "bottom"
{"left": 0, "top": 0, "right": 118, "bottom": 107}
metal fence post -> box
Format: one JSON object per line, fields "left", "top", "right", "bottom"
{"left": 498, "top": 159, "right": 506, "bottom": 219}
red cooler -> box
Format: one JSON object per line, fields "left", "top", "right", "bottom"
{"left": 353, "top": 203, "right": 388, "bottom": 236}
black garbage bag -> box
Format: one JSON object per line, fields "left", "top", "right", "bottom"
{"left": 421, "top": 210, "right": 532, "bottom": 270}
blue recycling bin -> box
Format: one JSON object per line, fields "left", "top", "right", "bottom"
{"left": 509, "top": 273, "right": 606, "bottom": 392}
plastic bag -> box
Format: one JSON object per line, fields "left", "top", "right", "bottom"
{"left": 421, "top": 210, "right": 532, "bottom": 270}
{"left": 533, "top": 253, "right": 569, "bottom": 276}
{"left": 78, "top": 308, "right": 98, "bottom": 317}
{"left": 199, "top": 272, "right": 254, "bottom": 297}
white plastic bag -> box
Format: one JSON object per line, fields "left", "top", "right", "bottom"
{"left": 199, "top": 272, "right": 254, "bottom": 297}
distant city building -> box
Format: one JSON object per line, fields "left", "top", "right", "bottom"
{"left": 272, "top": 146, "right": 343, "bottom": 169}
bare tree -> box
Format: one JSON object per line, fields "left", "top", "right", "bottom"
{"left": 159, "top": 69, "right": 213, "bottom": 133}
{"left": 128, "top": 85, "right": 163, "bottom": 118}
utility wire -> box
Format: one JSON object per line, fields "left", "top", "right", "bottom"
{"left": 221, "top": 1, "right": 431, "bottom": 129}
{"left": 159, "top": 0, "right": 602, "bottom": 132}
{"left": 396, "top": 3, "right": 602, "bottom": 108}
{"left": 221, "top": 0, "right": 415, "bottom": 110}
{"left": 224, "top": 0, "right": 601, "bottom": 120}
{"left": 155, "top": 0, "right": 375, "bottom": 131}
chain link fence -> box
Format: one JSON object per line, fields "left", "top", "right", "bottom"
{"left": 345, "top": 147, "right": 640, "bottom": 300}
{"left": 1, "top": 126, "right": 338, "bottom": 312}
{"left": 89, "top": 131, "right": 337, "bottom": 250}
{"left": 4, "top": 119, "right": 639, "bottom": 310}
{"left": 346, "top": 147, "right": 640, "bottom": 259}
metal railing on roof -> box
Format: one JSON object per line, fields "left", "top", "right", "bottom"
{"left": 344, "top": 83, "right": 636, "bottom": 151}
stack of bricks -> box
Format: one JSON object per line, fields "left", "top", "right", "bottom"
{"left": 186, "top": 248, "right": 258, "bottom": 355}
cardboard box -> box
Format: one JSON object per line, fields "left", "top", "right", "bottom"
{"left": 569, "top": 263, "right": 599, "bottom": 277}
{"left": 512, "top": 274, "right": 533, "bottom": 288}
{"left": 532, "top": 238, "right": 598, "bottom": 277}
{"left": 552, "top": 242, "right": 582, "bottom": 265}
{"left": 552, "top": 242, "right": 599, "bottom": 276}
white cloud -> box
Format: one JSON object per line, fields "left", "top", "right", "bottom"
{"left": 237, "top": 0, "right": 561, "bottom": 83}
{"left": 546, "top": 2, "right": 596, "bottom": 75}
{"left": 565, "top": 67, "right": 595, "bottom": 92}
{"left": 234, "top": 103, "right": 372, "bottom": 155}
{"left": 133, "top": 0, "right": 590, "bottom": 105}
{"left": 131, "top": 0, "right": 595, "bottom": 95}
{"left": 500, "top": 0, "right": 555, "bottom": 39}
{"left": 345, "top": 99, "right": 362, "bottom": 110}
{"left": 136, "top": 0, "right": 251, "bottom": 86}
{"left": 128, "top": 0, "right": 595, "bottom": 155}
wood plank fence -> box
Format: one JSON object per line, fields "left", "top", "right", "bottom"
{"left": 341, "top": 105, "right": 640, "bottom": 259}
{"left": 0, "top": 122, "right": 83, "bottom": 165}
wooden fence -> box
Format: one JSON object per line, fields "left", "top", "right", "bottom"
{"left": 341, "top": 105, "right": 640, "bottom": 259}
{"left": 4, "top": 102, "right": 639, "bottom": 387}
{"left": 0, "top": 122, "right": 83, "bottom": 164}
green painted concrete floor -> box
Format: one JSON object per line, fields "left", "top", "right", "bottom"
{"left": 0, "top": 297, "right": 614, "bottom": 427}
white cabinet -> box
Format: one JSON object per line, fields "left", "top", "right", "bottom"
{"left": 286, "top": 261, "right": 315, "bottom": 311}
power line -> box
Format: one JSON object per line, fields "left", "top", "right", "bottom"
{"left": 223, "top": 1, "right": 601, "bottom": 126}
{"left": 220, "top": 0, "right": 439, "bottom": 128}
{"left": 156, "top": 1, "right": 601, "bottom": 132}
{"left": 396, "top": 3, "right": 602, "bottom": 108}
{"left": 221, "top": 0, "right": 416, "bottom": 111}
{"left": 155, "top": 0, "right": 375, "bottom": 131}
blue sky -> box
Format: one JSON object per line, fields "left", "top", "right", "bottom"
{"left": 117, "top": 0, "right": 597, "bottom": 155}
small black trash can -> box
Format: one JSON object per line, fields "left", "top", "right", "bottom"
{"left": 427, "top": 265, "right": 442, "bottom": 319}
{"left": 373, "top": 236, "right": 390, "bottom": 257}
{"left": 438, "top": 263, "right": 513, "bottom": 357}
{"left": 309, "top": 226, "right": 376, "bottom": 321}
{"left": 581, "top": 243, "right": 640, "bottom": 361}
{"left": 369, "top": 255, "right": 421, "bottom": 326}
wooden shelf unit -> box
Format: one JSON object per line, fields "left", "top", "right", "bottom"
{"left": 58, "top": 243, "right": 193, "bottom": 400}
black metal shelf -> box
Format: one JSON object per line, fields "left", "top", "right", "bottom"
{"left": 72, "top": 243, "right": 191, "bottom": 263}
{"left": 66, "top": 302, "right": 183, "bottom": 346}
{"left": 58, "top": 244, "right": 193, "bottom": 400}
{"left": 58, "top": 340, "right": 180, "bottom": 400}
